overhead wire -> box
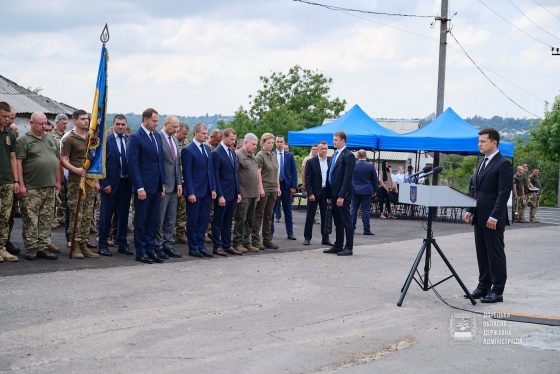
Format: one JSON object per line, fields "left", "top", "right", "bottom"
{"left": 533, "top": 0, "right": 560, "bottom": 21}
{"left": 291, "top": 0, "right": 434, "bottom": 18}
{"left": 508, "top": 0, "right": 560, "bottom": 42}
{"left": 449, "top": 31, "right": 539, "bottom": 117}
{"left": 301, "top": 4, "right": 544, "bottom": 103}
{"left": 478, "top": 0, "right": 553, "bottom": 48}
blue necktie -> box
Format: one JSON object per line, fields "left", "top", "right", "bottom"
{"left": 149, "top": 132, "right": 157, "bottom": 153}
{"left": 228, "top": 148, "right": 235, "bottom": 166}
{"left": 118, "top": 134, "right": 128, "bottom": 177}
{"left": 329, "top": 150, "right": 338, "bottom": 184}
{"left": 279, "top": 152, "right": 285, "bottom": 181}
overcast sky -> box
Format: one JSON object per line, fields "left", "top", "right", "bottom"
{"left": 1, "top": 0, "right": 558, "bottom": 119}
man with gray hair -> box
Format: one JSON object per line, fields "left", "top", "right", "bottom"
{"left": 232, "top": 133, "right": 260, "bottom": 252}
{"left": 155, "top": 115, "right": 183, "bottom": 259}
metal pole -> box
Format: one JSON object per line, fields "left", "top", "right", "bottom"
{"left": 433, "top": 0, "right": 449, "bottom": 187}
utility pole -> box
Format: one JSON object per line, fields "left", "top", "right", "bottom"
{"left": 432, "top": 0, "right": 449, "bottom": 186}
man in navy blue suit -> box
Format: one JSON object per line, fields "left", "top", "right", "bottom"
{"left": 211, "top": 128, "right": 243, "bottom": 256}
{"left": 350, "top": 149, "right": 379, "bottom": 235}
{"left": 464, "top": 128, "right": 513, "bottom": 303}
{"left": 127, "top": 108, "right": 167, "bottom": 264}
{"left": 303, "top": 141, "right": 333, "bottom": 246}
{"left": 324, "top": 131, "right": 356, "bottom": 256}
{"left": 97, "top": 115, "right": 133, "bottom": 257}
{"left": 181, "top": 122, "right": 216, "bottom": 258}
{"left": 271, "top": 135, "right": 298, "bottom": 240}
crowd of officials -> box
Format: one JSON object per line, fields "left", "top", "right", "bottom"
{"left": 0, "top": 103, "right": 364, "bottom": 264}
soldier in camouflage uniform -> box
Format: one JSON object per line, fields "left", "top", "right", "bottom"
{"left": 0, "top": 102, "right": 19, "bottom": 262}
{"left": 5, "top": 105, "right": 21, "bottom": 255}
{"left": 528, "top": 168, "right": 541, "bottom": 223}
{"left": 204, "top": 129, "right": 222, "bottom": 243}
{"left": 174, "top": 123, "right": 190, "bottom": 243}
{"left": 16, "top": 111, "right": 62, "bottom": 260}
{"left": 60, "top": 110, "right": 99, "bottom": 259}
{"left": 51, "top": 114, "right": 68, "bottom": 228}
{"left": 519, "top": 164, "right": 530, "bottom": 222}
{"left": 512, "top": 166, "right": 526, "bottom": 223}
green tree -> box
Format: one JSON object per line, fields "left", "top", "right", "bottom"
{"left": 527, "top": 96, "right": 560, "bottom": 206}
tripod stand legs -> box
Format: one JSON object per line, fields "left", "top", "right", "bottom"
{"left": 397, "top": 238, "right": 477, "bottom": 306}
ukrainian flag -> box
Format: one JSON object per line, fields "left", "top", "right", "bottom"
{"left": 84, "top": 45, "right": 108, "bottom": 181}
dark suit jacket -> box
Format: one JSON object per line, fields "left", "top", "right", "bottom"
{"left": 305, "top": 155, "right": 331, "bottom": 198}
{"left": 326, "top": 147, "right": 356, "bottom": 200}
{"left": 468, "top": 174, "right": 475, "bottom": 197}
{"left": 467, "top": 152, "right": 513, "bottom": 228}
{"left": 212, "top": 144, "right": 241, "bottom": 201}
{"left": 352, "top": 160, "right": 379, "bottom": 196}
{"left": 158, "top": 131, "right": 181, "bottom": 193}
{"left": 274, "top": 150, "right": 298, "bottom": 189}
{"left": 181, "top": 141, "right": 216, "bottom": 198}
{"left": 100, "top": 133, "right": 129, "bottom": 196}
{"left": 127, "top": 127, "right": 166, "bottom": 194}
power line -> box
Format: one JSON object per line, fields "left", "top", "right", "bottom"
{"left": 449, "top": 31, "right": 539, "bottom": 117}
{"left": 478, "top": 0, "right": 553, "bottom": 48}
{"left": 533, "top": 0, "right": 560, "bottom": 21}
{"left": 322, "top": 6, "right": 545, "bottom": 103}
{"left": 292, "top": 0, "right": 434, "bottom": 18}
{"left": 508, "top": 0, "right": 560, "bottom": 42}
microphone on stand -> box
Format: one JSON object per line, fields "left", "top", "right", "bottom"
{"left": 420, "top": 166, "right": 443, "bottom": 178}
{"left": 409, "top": 165, "right": 432, "bottom": 184}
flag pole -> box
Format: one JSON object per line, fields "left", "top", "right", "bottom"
{"left": 69, "top": 24, "right": 109, "bottom": 259}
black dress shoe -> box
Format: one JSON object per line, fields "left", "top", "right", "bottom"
{"left": 323, "top": 246, "right": 342, "bottom": 254}
{"left": 199, "top": 248, "right": 214, "bottom": 258}
{"left": 303, "top": 239, "right": 310, "bottom": 246}
{"left": 481, "top": 292, "right": 503, "bottom": 303}
{"left": 464, "top": 288, "right": 489, "bottom": 299}
{"left": 287, "top": 235, "right": 297, "bottom": 240}
{"left": 118, "top": 246, "right": 134, "bottom": 255}
{"left": 156, "top": 249, "right": 169, "bottom": 260}
{"left": 98, "top": 247, "right": 113, "bottom": 257}
{"left": 321, "top": 240, "right": 334, "bottom": 246}
{"left": 363, "top": 232, "right": 375, "bottom": 236}
{"left": 135, "top": 254, "right": 153, "bottom": 264}
{"left": 189, "top": 250, "right": 203, "bottom": 258}
{"left": 147, "top": 252, "right": 164, "bottom": 263}
{"left": 337, "top": 248, "right": 353, "bottom": 256}
{"left": 163, "top": 247, "right": 182, "bottom": 258}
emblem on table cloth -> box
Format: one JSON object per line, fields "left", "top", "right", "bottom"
{"left": 410, "top": 186, "right": 417, "bottom": 203}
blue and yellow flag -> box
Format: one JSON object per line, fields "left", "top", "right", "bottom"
{"left": 83, "top": 45, "right": 108, "bottom": 184}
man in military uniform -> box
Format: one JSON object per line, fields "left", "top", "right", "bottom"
{"left": 52, "top": 114, "right": 68, "bottom": 225}
{"left": 60, "top": 110, "right": 99, "bottom": 259}
{"left": 5, "top": 105, "right": 21, "bottom": 255}
{"left": 512, "top": 166, "right": 526, "bottom": 223}
{"left": 0, "top": 102, "right": 19, "bottom": 262}
{"left": 204, "top": 129, "right": 222, "bottom": 243}
{"left": 528, "top": 168, "right": 541, "bottom": 223}
{"left": 174, "top": 123, "right": 189, "bottom": 244}
{"left": 16, "top": 111, "right": 62, "bottom": 260}
{"left": 519, "top": 164, "right": 530, "bottom": 222}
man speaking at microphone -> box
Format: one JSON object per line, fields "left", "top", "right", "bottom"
{"left": 464, "top": 128, "right": 513, "bottom": 303}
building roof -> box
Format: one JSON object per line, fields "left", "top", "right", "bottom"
{"left": 0, "top": 75, "right": 77, "bottom": 115}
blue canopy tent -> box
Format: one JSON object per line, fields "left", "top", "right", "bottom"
{"left": 377, "top": 107, "right": 514, "bottom": 158}
{"left": 288, "top": 104, "right": 398, "bottom": 149}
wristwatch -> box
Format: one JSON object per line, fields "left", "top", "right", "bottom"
{"left": 14, "top": 180, "right": 20, "bottom": 184}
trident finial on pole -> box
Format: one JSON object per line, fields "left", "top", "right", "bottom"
{"left": 100, "top": 23, "right": 109, "bottom": 45}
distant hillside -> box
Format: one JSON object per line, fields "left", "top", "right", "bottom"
{"left": 419, "top": 115, "right": 541, "bottom": 142}
{"left": 107, "top": 113, "right": 234, "bottom": 131}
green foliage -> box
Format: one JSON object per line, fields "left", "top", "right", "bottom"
{"left": 439, "top": 155, "right": 479, "bottom": 193}
{"left": 26, "top": 86, "right": 43, "bottom": 94}
{"left": 530, "top": 95, "right": 560, "bottom": 161}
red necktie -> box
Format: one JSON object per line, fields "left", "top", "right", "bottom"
{"left": 168, "top": 136, "right": 176, "bottom": 161}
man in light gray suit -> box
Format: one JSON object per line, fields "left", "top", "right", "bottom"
{"left": 155, "top": 115, "right": 183, "bottom": 259}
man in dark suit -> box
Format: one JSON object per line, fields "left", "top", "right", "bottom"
{"left": 468, "top": 167, "right": 476, "bottom": 196}
{"left": 97, "top": 115, "right": 133, "bottom": 257}
{"left": 211, "top": 128, "right": 243, "bottom": 256}
{"left": 324, "top": 131, "right": 356, "bottom": 256}
{"left": 464, "top": 128, "right": 513, "bottom": 303}
{"left": 181, "top": 122, "right": 216, "bottom": 258}
{"left": 155, "top": 115, "right": 183, "bottom": 259}
{"left": 271, "top": 135, "right": 298, "bottom": 240}
{"left": 303, "top": 141, "right": 333, "bottom": 246}
{"left": 350, "top": 149, "right": 378, "bottom": 235}
{"left": 127, "top": 108, "right": 167, "bottom": 264}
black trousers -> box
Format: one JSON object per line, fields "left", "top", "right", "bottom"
{"left": 474, "top": 222, "right": 507, "bottom": 294}
{"left": 378, "top": 187, "right": 391, "bottom": 215}
{"left": 304, "top": 188, "right": 329, "bottom": 241}
{"left": 332, "top": 198, "right": 354, "bottom": 250}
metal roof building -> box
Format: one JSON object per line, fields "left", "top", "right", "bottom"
{"left": 0, "top": 75, "right": 77, "bottom": 116}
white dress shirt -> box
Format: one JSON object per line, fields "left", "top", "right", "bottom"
{"left": 318, "top": 155, "right": 328, "bottom": 187}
